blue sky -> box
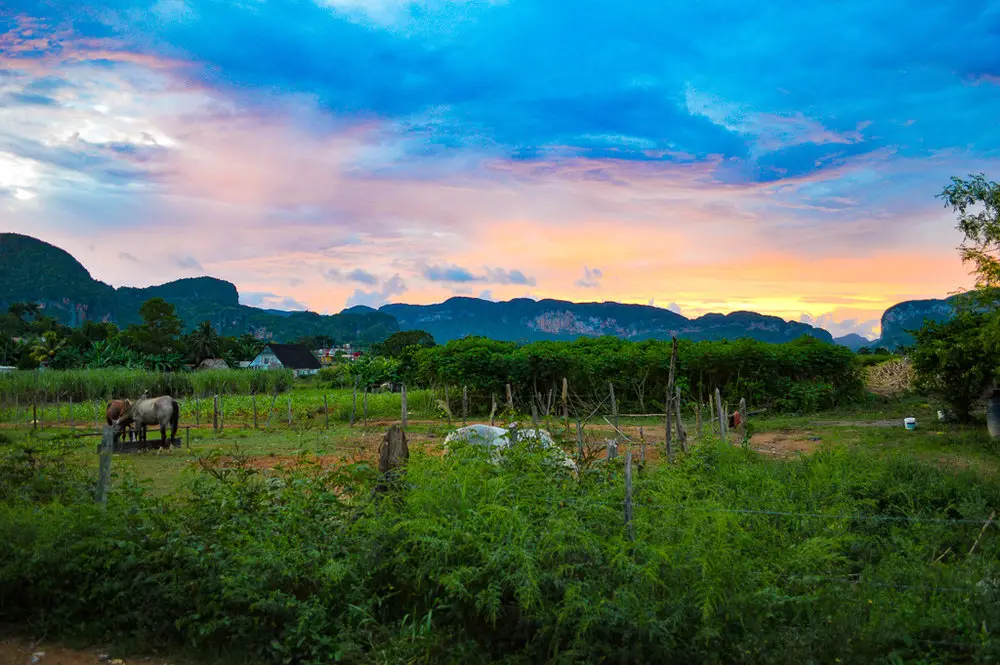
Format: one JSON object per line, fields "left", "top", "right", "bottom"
{"left": 1, "top": 0, "right": 999, "bottom": 337}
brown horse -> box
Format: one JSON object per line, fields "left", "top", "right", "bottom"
{"left": 106, "top": 399, "right": 136, "bottom": 445}
{"left": 113, "top": 396, "right": 179, "bottom": 449}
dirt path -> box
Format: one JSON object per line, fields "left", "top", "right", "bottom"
{"left": 0, "top": 638, "right": 176, "bottom": 665}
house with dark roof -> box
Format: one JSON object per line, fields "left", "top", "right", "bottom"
{"left": 248, "top": 343, "right": 322, "bottom": 377}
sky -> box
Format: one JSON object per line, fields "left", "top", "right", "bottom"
{"left": 1, "top": 2, "right": 999, "bottom": 339}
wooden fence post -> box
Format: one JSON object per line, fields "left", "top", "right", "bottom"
{"left": 213, "top": 395, "right": 219, "bottom": 433}
{"left": 351, "top": 378, "right": 358, "bottom": 426}
{"left": 639, "top": 426, "right": 646, "bottom": 463}
{"left": 624, "top": 449, "right": 634, "bottom": 541}
{"left": 739, "top": 397, "right": 748, "bottom": 446}
{"left": 609, "top": 382, "right": 618, "bottom": 437}
{"left": 287, "top": 397, "right": 293, "bottom": 427}
{"left": 462, "top": 386, "right": 468, "bottom": 426}
{"left": 531, "top": 402, "right": 540, "bottom": 429}
{"left": 562, "top": 377, "right": 569, "bottom": 429}
{"left": 96, "top": 425, "right": 113, "bottom": 506}
{"left": 715, "top": 387, "right": 726, "bottom": 439}
{"left": 696, "top": 402, "right": 703, "bottom": 440}
{"left": 576, "top": 417, "right": 584, "bottom": 460}
{"left": 219, "top": 395, "right": 225, "bottom": 431}
{"left": 401, "top": 384, "right": 408, "bottom": 430}
{"left": 606, "top": 439, "right": 617, "bottom": 460}
{"left": 506, "top": 383, "right": 513, "bottom": 411}
{"left": 252, "top": 394, "right": 258, "bottom": 429}
{"left": 186, "top": 426, "right": 190, "bottom": 449}
{"left": 675, "top": 387, "right": 688, "bottom": 453}
{"left": 69, "top": 395, "right": 75, "bottom": 431}
{"left": 666, "top": 337, "right": 678, "bottom": 460}
{"left": 195, "top": 397, "right": 200, "bottom": 426}
{"left": 266, "top": 393, "right": 277, "bottom": 429}
{"left": 363, "top": 387, "right": 369, "bottom": 427}
{"left": 490, "top": 393, "right": 497, "bottom": 427}
{"left": 324, "top": 394, "right": 329, "bottom": 430}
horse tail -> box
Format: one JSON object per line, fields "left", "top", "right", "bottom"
{"left": 170, "top": 398, "right": 180, "bottom": 439}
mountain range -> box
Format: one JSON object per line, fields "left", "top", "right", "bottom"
{"left": 0, "top": 232, "right": 956, "bottom": 348}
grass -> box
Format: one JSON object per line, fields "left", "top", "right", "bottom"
{"left": 2, "top": 419, "right": 1000, "bottom": 664}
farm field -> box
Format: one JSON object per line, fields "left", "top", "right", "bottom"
{"left": 3, "top": 389, "right": 1000, "bottom": 664}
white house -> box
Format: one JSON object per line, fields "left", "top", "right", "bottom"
{"left": 249, "top": 343, "right": 322, "bottom": 377}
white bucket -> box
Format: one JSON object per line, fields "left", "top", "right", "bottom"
{"left": 904, "top": 417, "right": 916, "bottom": 431}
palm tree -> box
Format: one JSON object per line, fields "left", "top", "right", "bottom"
{"left": 186, "top": 321, "right": 222, "bottom": 365}
{"left": 29, "top": 331, "right": 66, "bottom": 366}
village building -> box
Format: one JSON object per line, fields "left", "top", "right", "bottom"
{"left": 249, "top": 343, "right": 322, "bottom": 377}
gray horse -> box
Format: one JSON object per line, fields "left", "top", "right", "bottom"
{"left": 113, "top": 395, "right": 179, "bottom": 449}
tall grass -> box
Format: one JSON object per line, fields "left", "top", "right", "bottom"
{"left": 0, "top": 368, "right": 295, "bottom": 403}
{"left": 0, "top": 439, "right": 997, "bottom": 663}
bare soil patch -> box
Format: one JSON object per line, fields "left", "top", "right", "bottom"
{"left": 0, "top": 638, "right": 176, "bottom": 665}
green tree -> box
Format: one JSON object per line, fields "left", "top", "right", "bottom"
{"left": 124, "top": 298, "right": 183, "bottom": 355}
{"left": 29, "top": 331, "right": 66, "bottom": 366}
{"left": 7, "top": 301, "right": 41, "bottom": 322}
{"left": 938, "top": 173, "right": 1000, "bottom": 290}
{"left": 185, "top": 320, "right": 223, "bottom": 365}
{"left": 911, "top": 312, "right": 994, "bottom": 421}
{"left": 371, "top": 330, "right": 436, "bottom": 358}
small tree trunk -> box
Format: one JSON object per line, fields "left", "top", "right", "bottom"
{"left": 506, "top": 383, "right": 513, "bottom": 411}
{"left": 715, "top": 387, "right": 726, "bottom": 439}
{"left": 490, "top": 392, "right": 497, "bottom": 427}
{"left": 375, "top": 424, "right": 409, "bottom": 498}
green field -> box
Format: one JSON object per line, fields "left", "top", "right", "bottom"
{"left": 3, "top": 391, "right": 1000, "bottom": 664}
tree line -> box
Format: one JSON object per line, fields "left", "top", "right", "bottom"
{"left": 359, "top": 332, "right": 864, "bottom": 414}
{"left": 0, "top": 297, "right": 272, "bottom": 372}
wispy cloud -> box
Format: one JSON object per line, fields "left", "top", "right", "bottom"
{"left": 346, "top": 274, "right": 408, "bottom": 308}
{"left": 323, "top": 267, "right": 380, "bottom": 285}
{"left": 575, "top": 266, "right": 603, "bottom": 289}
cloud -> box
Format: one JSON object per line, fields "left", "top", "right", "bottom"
{"left": 323, "top": 267, "right": 380, "bottom": 285}
{"left": 667, "top": 302, "right": 682, "bottom": 315}
{"left": 479, "top": 289, "right": 494, "bottom": 301}
{"left": 423, "top": 264, "right": 480, "bottom": 283}
{"left": 119, "top": 252, "right": 140, "bottom": 263}
{"left": 346, "top": 273, "right": 407, "bottom": 308}
{"left": 575, "top": 266, "right": 603, "bottom": 288}
{"left": 423, "top": 263, "right": 536, "bottom": 285}
{"left": 174, "top": 255, "right": 203, "bottom": 271}
{"left": 484, "top": 267, "right": 536, "bottom": 286}
{"left": 799, "top": 313, "right": 879, "bottom": 339}
{"left": 240, "top": 292, "right": 310, "bottom": 311}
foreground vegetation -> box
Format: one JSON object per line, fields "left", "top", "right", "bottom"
{"left": 0, "top": 426, "right": 998, "bottom": 665}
